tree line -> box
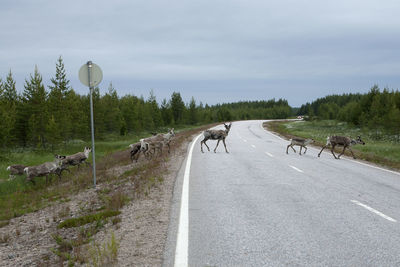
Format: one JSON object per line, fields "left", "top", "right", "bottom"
{"left": 297, "top": 85, "right": 400, "bottom": 140}
{"left": 0, "top": 56, "right": 292, "bottom": 149}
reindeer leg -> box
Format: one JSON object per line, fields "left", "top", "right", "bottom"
{"left": 201, "top": 139, "right": 210, "bottom": 152}
{"left": 338, "top": 146, "right": 347, "bottom": 159}
{"left": 134, "top": 152, "right": 140, "bottom": 162}
{"left": 223, "top": 139, "right": 229, "bottom": 153}
{"left": 303, "top": 146, "right": 307, "bottom": 154}
{"left": 286, "top": 144, "right": 290, "bottom": 154}
{"left": 348, "top": 147, "right": 356, "bottom": 159}
{"left": 318, "top": 146, "right": 327, "bottom": 157}
{"left": 299, "top": 146, "right": 302, "bottom": 155}
{"left": 331, "top": 145, "right": 338, "bottom": 159}
{"left": 214, "top": 140, "right": 221, "bottom": 153}
{"left": 205, "top": 141, "right": 210, "bottom": 151}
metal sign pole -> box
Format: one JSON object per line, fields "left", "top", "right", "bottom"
{"left": 87, "top": 61, "right": 97, "bottom": 187}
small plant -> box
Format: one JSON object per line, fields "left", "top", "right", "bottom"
{"left": 88, "top": 232, "right": 119, "bottom": 267}
{"left": 52, "top": 234, "right": 73, "bottom": 252}
{"left": 57, "top": 210, "right": 121, "bottom": 229}
{"left": 106, "top": 190, "right": 129, "bottom": 211}
{"left": 111, "top": 216, "right": 121, "bottom": 225}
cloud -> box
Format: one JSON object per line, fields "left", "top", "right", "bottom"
{"left": 1, "top": 0, "right": 400, "bottom": 106}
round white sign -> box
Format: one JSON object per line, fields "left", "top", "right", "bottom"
{"left": 79, "top": 62, "right": 103, "bottom": 87}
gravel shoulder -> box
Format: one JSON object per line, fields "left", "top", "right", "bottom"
{"left": 0, "top": 132, "right": 194, "bottom": 266}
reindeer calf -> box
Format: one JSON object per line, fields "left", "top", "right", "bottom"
{"left": 286, "top": 138, "right": 314, "bottom": 155}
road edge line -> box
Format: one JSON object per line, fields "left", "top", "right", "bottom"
{"left": 174, "top": 133, "right": 202, "bottom": 267}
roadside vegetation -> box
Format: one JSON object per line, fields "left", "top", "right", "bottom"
{"left": 265, "top": 120, "right": 400, "bottom": 170}
{"left": 0, "top": 123, "right": 214, "bottom": 266}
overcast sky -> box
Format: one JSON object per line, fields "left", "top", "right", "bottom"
{"left": 1, "top": 0, "right": 400, "bottom": 107}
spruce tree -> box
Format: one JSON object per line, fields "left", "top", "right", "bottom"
{"left": 170, "top": 92, "right": 185, "bottom": 125}
{"left": 188, "top": 96, "right": 197, "bottom": 125}
{"left": 147, "top": 90, "right": 162, "bottom": 128}
{"left": 48, "top": 56, "right": 71, "bottom": 143}
{"left": 23, "top": 66, "right": 48, "bottom": 147}
{"left": 1, "top": 71, "right": 18, "bottom": 145}
{"left": 160, "top": 98, "right": 173, "bottom": 125}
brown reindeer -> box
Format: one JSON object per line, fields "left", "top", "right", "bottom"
{"left": 318, "top": 135, "right": 365, "bottom": 159}
{"left": 201, "top": 123, "right": 232, "bottom": 153}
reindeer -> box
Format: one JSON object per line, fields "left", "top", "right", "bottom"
{"left": 318, "top": 135, "right": 365, "bottom": 159}
{"left": 139, "top": 137, "right": 163, "bottom": 159}
{"left": 201, "top": 123, "right": 232, "bottom": 153}
{"left": 63, "top": 147, "right": 92, "bottom": 169}
{"left": 286, "top": 138, "right": 314, "bottom": 155}
{"left": 6, "top": 164, "right": 26, "bottom": 180}
{"left": 163, "top": 128, "right": 175, "bottom": 153}
{"left": 129, "top": 142, "right": 142, "bottom": 162}
{"left": 139, "top": 128, "right": 176, "bottom": 159}
{"left": 24, "top": 155, "right": 66, "bottom": 184}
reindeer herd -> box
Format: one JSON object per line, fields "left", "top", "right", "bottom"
{"left": 197, "top": 122, "right": 365, "bottom": 159}
{"left": 5, "top": 122, "right": 367, "bottom": 184}
{"left": 7, "top": 147, "right": 92, "bottom": 184}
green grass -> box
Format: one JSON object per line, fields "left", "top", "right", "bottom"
{"left": 57, "top": 210, "right": 121, "bottom": 229}
{"left": 266, "top": 120, "right": 400, "bottom": 170}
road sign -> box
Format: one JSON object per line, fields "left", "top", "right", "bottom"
{"left": 78, "top": 61, "right": 103, "bottom": 188}
{"left": 79, "top": 62, "right": 103, "bottom": 87}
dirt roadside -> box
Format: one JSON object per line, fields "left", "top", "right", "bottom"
{"left": 0, "top": 128, "right": 208, "bottom": 266}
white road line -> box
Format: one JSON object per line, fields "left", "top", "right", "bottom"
{"left": 265, "top": 152, "right": 274, "bottom": 157}
{"left": 174, "top": 134, "right": 202, "bottom": 267}
{"left": 351, "top": 200, "right": 397, "bottom": 223}
{"left": 243, "top": 139, "right": 247, "bottom": 142}
{"left": 251, "top": 144, "right": 256, "bottom": 148}
{"left": 345, "top": 159, "right": 400, "bottom": 176}
{"left": 289, "top": 165, "right": 304, "bottom": 173}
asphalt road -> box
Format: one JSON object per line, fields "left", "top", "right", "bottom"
{"left": 165, "top": 120, "right": 400, "bottom": 267}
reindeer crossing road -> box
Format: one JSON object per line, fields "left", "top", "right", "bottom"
{"left": 165, "top": 120, "right": 400, "bottom": 267}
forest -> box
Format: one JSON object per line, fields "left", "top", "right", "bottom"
{"left": 0, "top": 57, "right": 292, "bottom": 149}
{"left": 297, "top": 85, "right": 400, "bottom": 141}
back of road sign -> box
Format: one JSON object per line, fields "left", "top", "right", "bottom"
{"left": 79, "top": 63, "right": 103, "bottom": 87}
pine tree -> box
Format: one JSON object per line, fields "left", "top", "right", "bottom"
{"left": 46, "top": 115, "right": 61, "bottom": 151}
{"left": 48, "top": 56, "right": 71, "bottom": 143}
{"left": 23, "top": 66, "right": 48, "bottom": 147}
{"left": 170, "top": 92, "right": 185, "bottom": 125}
{"left": 0, "top": 71, "right": 18, "bottom": 145}
{"left": 147, "top": 90, "right": 162, "bottom": 128}
{"left": 160, "top": 98, "right": 173, "bottom": 125}
{"left": 3, "top": 70, "right": 18, "bottom": 104}
{"left": 188, "top": 96, "right": 197, "bottom": 124}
